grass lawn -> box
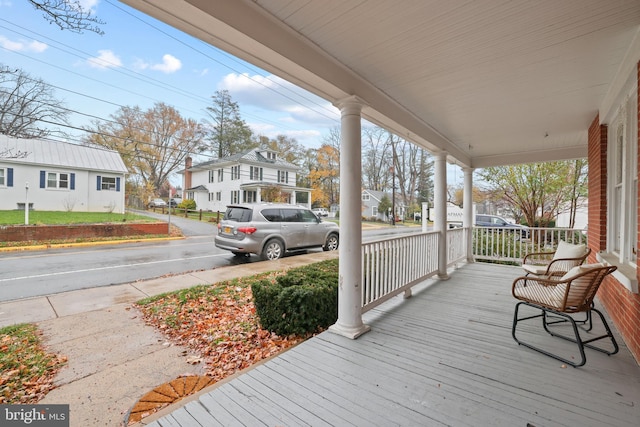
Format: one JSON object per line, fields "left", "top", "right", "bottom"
{"left": 0, "top": 323, "right": 67, "bottom": 403}
{"left": 0, "top": 211, "right": 155, "bottom": 225}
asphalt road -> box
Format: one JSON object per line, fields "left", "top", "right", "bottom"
{"left": 0, "top": 213, "right": 424, "bottom": 302}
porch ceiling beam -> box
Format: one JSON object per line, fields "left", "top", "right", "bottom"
{"left": 471, "top": 145, "right": 588, "bottom": 168}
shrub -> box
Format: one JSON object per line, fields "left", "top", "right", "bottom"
{"left": 251, "top": 259, "right": 338, "bottom": 336}
{"left": 178, "top": 199, "right": 196, "bottom": 210}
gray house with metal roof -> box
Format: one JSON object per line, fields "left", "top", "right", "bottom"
{"left": 0, "top": 136, "right": 127, "bottom": 213}
{"left": 180, "top": 148, "right": 312, "bottom": 211}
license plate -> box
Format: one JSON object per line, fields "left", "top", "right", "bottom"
{"left": 224, "top": 226, "right": 232, "bottom": 233}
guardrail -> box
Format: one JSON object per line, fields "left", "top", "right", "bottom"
{"left": 360, "top": 226, "right": 585, "bottom": 312}
{"left": 472, "top": 226, "right": 586, "bottom": 264}
{"left": 447, "top": 227, "right": 467, "bottom": 266}
{"left": 361, "top": 231, "right": 439, "bottom": 312}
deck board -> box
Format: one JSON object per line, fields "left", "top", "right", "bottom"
{"left": 156, "top": 263, "right": 640, "bottom": 426}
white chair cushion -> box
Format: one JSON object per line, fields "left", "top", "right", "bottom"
{"left": 522, "top": 264, "right": 549, "bottom": 275}
{"left": 552, "top": 240, "right": 586, "bottom": 260}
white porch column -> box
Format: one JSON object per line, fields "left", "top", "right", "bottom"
{"left": 256, "top": 187, "right": 262, "bottom": 202}
{"left": 329, "top": 95, "right": 371, "bottom": 339}
{"left": 434, "top": 151, "right": 449, "bottom": 279}
{"left": 463, "top": 167, "right": 474, "bottom": 263}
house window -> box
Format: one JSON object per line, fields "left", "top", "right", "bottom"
{"left": 101, "top": 177, "right": 116, "bottom": 191}
{"left": 0, "top": 167, "right": 11, "bottom": 187}
{"left": 96, "top": 175, "right": 117, "bottom": 192}
{"left": 244, "top": 190, "right": 257, "bottom": 203}
{"left": 217, "top": 169, "right": 224, "bottom": 182}
{"left": 362, "top": 193, "right": 370, "bottom": 201}
{"left": 231, "top": 190, "right": 240, "bottom": 204}
{"left": 372, "top": 206, "right": 378, "bottom": 216}
{"left": 608, "top": 91, "right": 638, "bottom": 272}
{"left": 250, "top": 166, "right": 263, "bottom": 181}
{"left": 47, "top": 172, "right": 69, "bottom": 189}
{"left": 209, "top": 192, "right": 215, "bottom": 201}
{"left": 278, "top": 170, "right": 288, "bottom": 184}
{"left": 231, "top": 165, "right": 240, "bottom": 180}
{"left": 266, "top": 151, "right": 276, "bottom": 160}
{"left": 209, "top": 170, "right": 215, "bottom": 183}
{"left": 216, "top": 191, "right": 221, "bottom": 201}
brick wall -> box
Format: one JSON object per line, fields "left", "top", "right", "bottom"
{"left": 587, "top": 61, "right": 640, "bottom": 364}
{"left": 587, "top": 115, "right": 607, "bottom": 252}
{"left": 0, "top": 223, "right": 168, "bottom": 242}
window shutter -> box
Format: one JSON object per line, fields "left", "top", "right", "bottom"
{"left": 40, "top": 171, "right": 45, "bottom": 188}
{"left": 7, "top": 168, "right": 13, "bottom": 187}
{"left": 260, "top": 168, "right": 263, "bottom": 181}
{"left": 70, "top": 173, "right": 75, "bottom": 190}
{"left": 96, "top": 176, "right": 101, "bottom": 191}
{"left": 116, "top": 177, "right": 121, "bottom": 192}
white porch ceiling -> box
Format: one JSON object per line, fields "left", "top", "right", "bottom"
{"left": 121, "top": 0, "right": 640, "bottom": 168}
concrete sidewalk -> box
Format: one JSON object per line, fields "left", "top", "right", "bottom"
{"left": 0, "top": 250, "right": 338, "bottom": 426}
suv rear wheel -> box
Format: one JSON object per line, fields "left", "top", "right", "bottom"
{"left": 323, "top": 233, "right": 339, "bottom": 251}
{"left": 261, "top": 239, "right": 284, "bottom": 261}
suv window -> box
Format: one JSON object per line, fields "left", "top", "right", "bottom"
{"left": 281, "top": 209, "right": 301, "bottom": 222}
{"left": 300, "top": 209, "right": 318, "bottom": 223}
{"left": 224, "top": 207, "right": 252, "bottom": 222}
{"left": 261, "top": 208, "right": 282, "bottom": 222}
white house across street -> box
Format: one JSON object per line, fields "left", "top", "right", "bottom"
{"left": 0, "top": 135, "right": 128, "bottom": 213}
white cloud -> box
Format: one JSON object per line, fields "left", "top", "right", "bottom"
{"left": 75, "top": 0, "right": 99, "bottom": 12}
{"left": 27, "top": 40, "right": 47, "bottom": 53}
{"left": 219, "top": 72, "right": 339, "bottom": 127}
{"left": 135, "top": 54, "right": 182, "bottom": 74}
{"left": 0, "top": 35, "right": 48, "bottom": 53}
{"left": 150, "top": 54, "right": 182, "bottom": 73}
{"left": 87, "top": 49, "right": 122, "bottom": 69}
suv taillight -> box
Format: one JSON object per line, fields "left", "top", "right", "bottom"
{"left": 237, "top": 226, "right": 257, "bottom": 235}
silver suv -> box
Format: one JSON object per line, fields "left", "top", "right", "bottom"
{"left": 215, "top": 203, "right": 340, "bottom": 260}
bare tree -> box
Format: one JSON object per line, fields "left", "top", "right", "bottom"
{"left": 84, "top": 102, "right": 206, "bottom": 195}
{"left": 27, "top": 0, "right": 105, "bottom": 35}
{"left": 478, "top": 160, "right": 586, "bottom": 227}
{"left": 0, "top": 64, "right": 70, "bottom": 139}
{"left": 362, "top": 127, "right": 392, "bottom": 191}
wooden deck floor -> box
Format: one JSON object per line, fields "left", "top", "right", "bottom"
{"left": 145, "top": 263, "right": 640, "bottom": 427}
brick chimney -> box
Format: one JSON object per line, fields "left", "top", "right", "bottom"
{"left": 185, "top": 157, "right": 192, "bottom": 191}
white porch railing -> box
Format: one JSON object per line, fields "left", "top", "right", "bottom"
{"left": 472, "top": 226, "right": 586, "bottom": 264}
{"left": 360, "top": 226, "right": 585, "bottom": 312}
{"left": 447, "top": 227, "right": 467, "bottom": 266}
{"left": 361, "top": 231, "right": 439, "bottom": 312}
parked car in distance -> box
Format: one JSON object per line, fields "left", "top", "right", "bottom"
{"left": 312, "top": 207, "right": 329, "bottom": 217}
{"left": 475, "top": 214, "right": 529, "bottom": 238}
{"left": 148, "top": 198, "right": 167, "bottom": 208}
{"left": 215, "top": 203, "right": 340, "bottom": 260}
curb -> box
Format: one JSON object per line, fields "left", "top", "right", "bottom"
{"left": 0, "top": 236, "right": 184, "bottom": 253}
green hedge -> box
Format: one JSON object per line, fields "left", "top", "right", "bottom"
{"left": 251, "top": 259, "right": 338, "bottom": 336}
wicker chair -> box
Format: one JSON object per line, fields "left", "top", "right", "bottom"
{"left": 522, "top": 241, "right": 590, "bottom": 279}
{"left": 512, "top": 264, "right": 618, "bottom": 367}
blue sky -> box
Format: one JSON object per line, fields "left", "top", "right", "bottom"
{"left": 0, "top": 0, "right": 341, "bottom": 150}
